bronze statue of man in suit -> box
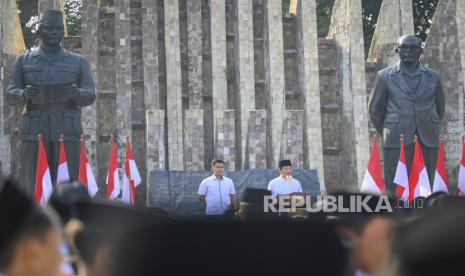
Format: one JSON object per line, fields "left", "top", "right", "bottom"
{"left": 369, "top": 35, "right": 445, "bottom": 195}
{"left": 7, "top": 10, "right": 95, "bottom": 197}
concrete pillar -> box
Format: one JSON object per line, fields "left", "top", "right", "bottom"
{"left": 146, "top": 109, "right": 165, "bottom": 205}
{"left": 214, "top": 110, "right": 236, "bottom": 170}
{"left": 81, "top": 0, "right": 99, "bottom": 178}
{"left": 140, "top": 1, "right": 159, "bottom": 201}
{"left": 211, "top": 0, "right": 227, "bottom": 112}
{"left": 236, "top": 0, "right": 255, "bottom": 169}
{"left": 1, "top": 0, "right": 26, "bottom": 176}
{"left": 400, "top": 0, "right": 415, "bottom": 35}
{"left": 115, "top": 0, "right": 133, "bottom": 164}
{"left": 280, "top": 110, "right": 304, "bottom": 169}
{"left": 142, "top": 0, "right": 160, "bottom": 109}
{"left": 1, "top": 0, "right": 26, "bottom": 55}
{"left": 458, "top": 0, "right": 465, "bottom": 192}
{"left": 459, "top": 0, "right": 465, "bottom": 114}
{"left": 367, "top": 0, "right": 415, "bottom": 67}
{"left": 263, "top": 0, "right": 285, "bottom": 169}
{"left": 186, "top": 0, "right": 203, "bottom": 109}
{"left": 184, "top": 110, "right": 204, "bottom": 170}
{"left": 458, "top": 0, "right": 465, "bottom": 110}
{"left": 297, "top": 0, "right": 326, "bottom": 192}
{"left": 209, "top": 0, "right": 228, "bottom": 170}
{"left": 422, "top": 0, "right": 464, "bottom": 190}
{"left": 183, "top": 1, "right": 205, "bottom": 170}
{"left": 146, "top": 109, "right": 166, "bottom": 172}
{"left": 245, "top": 110, "right": 267, "bottom": 169}
{"left": 0, "top": 1, "right": 6, "bottom": 176}
{"left": 328, "top": 0, "right": 370, "bottom": 188}
{"left": 164, "top": 0, "right": 184, "bottom": 170}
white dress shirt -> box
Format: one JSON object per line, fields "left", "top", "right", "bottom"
{"left": 198, "top": 175, "right": 236, "bottom": 215}
{"left": 267, "top": 176, "right": 302, "bottom": 196}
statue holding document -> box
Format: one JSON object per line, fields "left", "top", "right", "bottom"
{"left": 7, "top": 10, "right": 95, "bottom": 197}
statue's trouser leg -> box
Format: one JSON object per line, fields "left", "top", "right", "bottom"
{"left": 383, "top": 144, "right": 414, "bottom": 196}
{"left": 421, "top": 145, "right": 438, "bottom": 190}
{"left": 20, "top": 141, "right": 39, "bottom": 198}
{"left": 47, "top": 141, "right": 80, "bottom": 184}
{"left": 384, "top": 143, "right": 438, "bottom": 196}
{"left": 20, "top": 140, "right": 60, "bottom": 199}
{"left": 20, "top": 140, "right": 81, "bottom": 200}
{"left": 48, "top": 142, "right": 60, "bottom": 184}
{"left": 64, "top": 141, "right": 80, "bottom": 181}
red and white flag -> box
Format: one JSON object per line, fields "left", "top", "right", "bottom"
{"left": 122, "top": 137, "right": 141, "bottom": 205}
{"left": 458, "top": 136, "right": 465, "bottom": 196}
{"left": 35, "top": 135, "right": 53, "bottom": 205}
{"left": 433, "top": 137, "right": 449, "bottom": 193}
{"left": 106, "top": 135, "right": 120, "bottom": 199}
{"left": 56, "top": 135, "right": 70, "bottom": 184}
{"left": 361, "top": 135, "right": 384, "bottom": 194}
{"left": 408, "top": 136, "right": 431, "bottom": 201}
{"left": 78, "top": 138, "right": 99, "bottom": 197}
{"left": 394, "top": 135, "right": 409, "bottom": 201}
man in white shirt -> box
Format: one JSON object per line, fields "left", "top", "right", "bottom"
{"left": 197, "top": 159, "right": 238, "bottom": 220}
{"left": 268, "top": 159, "right": 303, "bottom": 196}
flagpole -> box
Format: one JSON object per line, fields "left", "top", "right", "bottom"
{"left": 79, "top": 135, "right": 99, "bottom": 197}
{"left": 459, "top": 134, "right": 465, "bottom": 196}
{"left": 57, "top": 133, "right": 71, "bottom": 184}
{"left": 360, "top": 133, "right": 384, "bottom": 194}
{"left": 433, "top": 134, "right": 449, "bottom": 194}
{"left": 35, "top": 134, "right": 43, "bottom": 204}
{"left": 110, "top": 134, "right": 115, "bottom": 199}
{"left": 410, "top": 134, "right": 418, "bottom": 203}
{"left": 35, "top": 134, "right": 53, "bottom": 205}
{"left": 130, "top": 180, "right": 135, "bottom": 205}
{"left": 127, "top": 135, "right": 137, "bottom": 205}
{"left": 107, "top": 134, "right": 116, "bottom": 199}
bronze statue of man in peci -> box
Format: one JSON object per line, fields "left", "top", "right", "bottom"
{"left": 7, "top": 10, "right": 96, "bottom": 197}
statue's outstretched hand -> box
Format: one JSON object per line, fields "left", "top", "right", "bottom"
{"left": 23, "top": 85, "right": 39, "bottom": 100}
{"left": 64, "top": 83, "right": 80, "bottom": 100}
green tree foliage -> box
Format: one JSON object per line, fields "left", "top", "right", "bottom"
{"left": 282, "top": 0, "right": 291, "bottom": 13}
{"left": 101, "top": 0, "right": 114, "bottom": 8}
{"left": 16, "top": 0, "right": 82, "bottom": 49}
{"left": 64, "top": 0, "right": 82, "bottom": 36}
{"left": 362, "top": 0, "right": 383, "bottom": 55}
{"left": 317, "top": 0, "right": 335, "bottom": 37}
{"left": 413, "top": 0, "right": 440, "bottom": 41}
{"left": 315, "top": 0, "right": 382, "bottom": 55}
{"left": 316, "top": 0, "right": 439, "bottom": 56}
{"left": 16, "top": 0, "right": 38, "bottom": 49}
